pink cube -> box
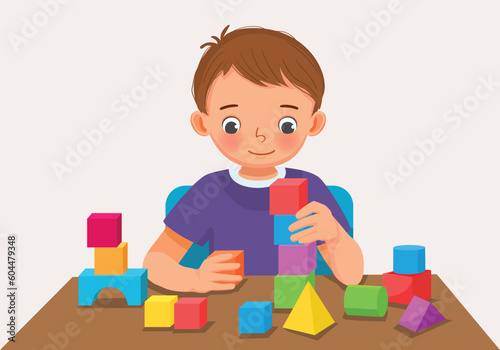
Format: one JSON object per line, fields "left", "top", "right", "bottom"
{"left": 270, "top": 178, "right": 308, "bottom": 215}
{"left": 278, "top": 243, "right": 317, "bottom": 275}
{"left": 87, "top": 213, "right": 122, "bottom": 248}
{"left": 174, "top": 297, "right": 207, "bottom": 330}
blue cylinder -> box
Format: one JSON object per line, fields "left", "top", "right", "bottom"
{"left": 393, "top": 245, "right": 425, "bottom": 275}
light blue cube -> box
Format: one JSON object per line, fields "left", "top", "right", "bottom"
{"left": 393, "top": 245, "right": 425, "bottom": 275}
{"left": 274, "top": 215, "right": 312, "bottom": 245}
{"left": 239, "top": 301, "right": 272, "bottom": 334}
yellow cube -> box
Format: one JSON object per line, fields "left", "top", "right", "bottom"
{"left": 144, "top": 295, "right": 178, "bottom": 327}
{"left": 94, "top": 242, "right": 128, "bottom": 275}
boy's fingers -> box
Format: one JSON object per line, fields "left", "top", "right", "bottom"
{"left": 298, "top": 232, "right": 323, "bottom": 244}
{"left": 288, "top": 215, "right": 316, "bottom": 233}
{"left": 211, "top": 273, "right": 243, "bottom": 283}
{"left": 208, "top": 282, "right": 236, "bottom": 291}
{"left": 209, "top": 263, "right": 241, "bottom": 273}
{"left": 295, "top": 201, "right": 325, "bottom": 219}
{"left": 206, "top": 253, "right": 234, "bottom": 263}
{"left": 290, "top": 227, "right": 317, "bottom": 242}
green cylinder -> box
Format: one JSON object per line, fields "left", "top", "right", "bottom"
{"left": 344, "top": 285, "right": 388, "bottom": 317}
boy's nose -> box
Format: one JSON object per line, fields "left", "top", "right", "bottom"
{"left": 255, "top": 127, "right": 269, "bottom": 143}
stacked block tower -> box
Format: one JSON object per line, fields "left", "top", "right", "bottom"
{"left": 269, "top": 179, "right": 335, "bottom": 335}
{"left": 78, "top": 213, "right": 148, "bottom": 306}
{"left": 383, "top": 245, "right": 431, "bottom": 304}
{"left": 270, "top": 178, "right": 316, "bottom": 309}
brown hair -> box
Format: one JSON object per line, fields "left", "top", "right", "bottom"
{"left": 192, "top": 25, "right": 325, "bottom": 114}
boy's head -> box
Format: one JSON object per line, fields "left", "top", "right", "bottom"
{"left": 191, "top": 26, "right": 326, "bottom": 169}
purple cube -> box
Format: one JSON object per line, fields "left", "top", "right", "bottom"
{"left": 398, "top": 296, "right": 446, "bottom": 332}
{"left": 87, "top": 213, "right": 122, "bottom": 248}
{"left": 278, "top": 243, "right": 317, "bottom": 275}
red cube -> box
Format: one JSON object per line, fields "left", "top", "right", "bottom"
{"left": 87, "top": 213, "right": 122, "bottom": 248}
{"left": 269, "top": 178, "right": 308, "bottom": 215}
{"left": 174, "top": 297, "right": 207, "bottom": 329}
{"left": 383, "top": 270, "right": 432, "bottom": 304}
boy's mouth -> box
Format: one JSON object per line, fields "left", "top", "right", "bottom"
{"left": 248, "top": 150, "right": 275, "bottom": 156}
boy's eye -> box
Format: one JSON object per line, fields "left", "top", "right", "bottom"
{"left": 222, "top": 117, "right": 241, "bottom": 134}
{"left": 279, "top": 117, "right": 297, "bottom": 134}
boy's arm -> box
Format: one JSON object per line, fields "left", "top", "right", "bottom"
{"left": 289, "top": 201, "right": 364, "bottom": 285}
{"left": 317, "top": 236, "right": 364, "bottom": 285}
{"left": 143, "top": 227, "right": 242, "bottom": 293}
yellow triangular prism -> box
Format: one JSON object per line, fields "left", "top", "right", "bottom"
{"left": 283, "top": 281, "right": 335, "bottom": 335}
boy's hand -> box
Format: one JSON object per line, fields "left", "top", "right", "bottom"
{"left": 289, "top": 201, "right": 343, "bottom": 246}
{"left": 194, "top": 253, "right": 242, "bottom": 293}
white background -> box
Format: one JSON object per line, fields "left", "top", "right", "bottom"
{"left": 1, "top": 0, "right": 499, "bottom": 347}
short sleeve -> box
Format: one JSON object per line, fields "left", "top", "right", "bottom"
{"left": 163, "top": 175, "right": 215, "bottom": 246}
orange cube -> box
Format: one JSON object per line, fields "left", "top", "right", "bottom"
{"left": 94, "top": 242, "right": 128, "bottom": 275}
{"left": 208, "top": 250, "right": 244, "bottom": 285}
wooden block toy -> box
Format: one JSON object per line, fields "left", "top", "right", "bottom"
{"left": 78, "top": 268, "right": 147, "bottom": 306}
{"left": 393, "top": 245, "right": 425, "bottom": 275}
{"left": 94, "top": 242, "right": 128, "bottom": 275}
{"left": 174, "top": 297, "right": 207, "bottom": 330}
{"left": 144, "top": 295, "right": 178, "bottom": 328}
{"left": 269, "top": 178, "right": 308, "bottom": 215}
{"left": 344, "top": 285, "right": 388, "bottom": 317}
{"left": 284, "top": 282, "right": 334, "bottom": 335}
{"left": 87, "top": 213, "right": 122, "bottom": 248}
{"left": 238, "top": 301, "right": 272, "bottom": 334}
{"left": 274, "top": 215, "right": 312, "bottom": 245}
{"left": 278, "top": 243, "right": 316, "bottom": 275}
{"left": 398, "top": 296, "right": 445, "bottom": 332}
{"left": 207, "top": 250, "right": 244, "bottom": 285}
{"left": 383, "top": 270, "right": 431, "bottom": 304}
{"left": 274, "top": 271, "right": 315, "bottom": 309}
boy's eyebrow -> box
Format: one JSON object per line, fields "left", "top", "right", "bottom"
{"left": 220, "top": 104, "right": 238, "bottom": 110}
{"left": 280, "top": 104, "right": 299, "bottom": 110}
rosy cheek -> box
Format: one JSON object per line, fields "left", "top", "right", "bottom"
{"left": 275, "top": 132, "right": 302, "bottom": 153}
{"left": 215, "top": 132, "right": 244, "bottom": 154}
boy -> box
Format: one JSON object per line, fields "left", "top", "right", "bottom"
{"left": 143, "top": 26, "right": 363, "bottom": 293}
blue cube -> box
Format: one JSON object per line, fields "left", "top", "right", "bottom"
{"left": 393, "top": 245, "right": 425, "bottom": 275}
{"left": 239, "top": 301, "right": 272, "bottom": 334}
{"left": 274, "top": 215, "right": 312, "bottom": 245}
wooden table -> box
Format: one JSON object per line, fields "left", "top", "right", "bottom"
{"left": 3, "top": 275, "right": 497, "bottom": 349}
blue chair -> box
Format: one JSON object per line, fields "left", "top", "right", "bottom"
{"left": 165, "top": 185, "right": 353, "bottom": 275}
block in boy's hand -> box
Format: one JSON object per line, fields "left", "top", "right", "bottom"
{"left": 207, "top": 250, "right": 244, "bottom": 285}
{"left": 274, "top": 215, "right": 312, "bottom": 245}
{"left": 269, "top": 178, "right": 308, "bottom": 215}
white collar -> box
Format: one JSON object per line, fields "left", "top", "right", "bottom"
{"left": 229, "top": 166, "right": 286, "bottom": 188}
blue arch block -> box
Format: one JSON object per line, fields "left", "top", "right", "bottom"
{"left": 78, "top": 268, "right": 148, "bottom": 306}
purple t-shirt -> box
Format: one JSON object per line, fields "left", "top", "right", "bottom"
{"left": 164, "top": 168, "right": 350, "bottom": 275}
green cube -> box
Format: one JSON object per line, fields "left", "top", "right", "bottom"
{"left": 274, "top": 271, "right": 315, "bottom": 309}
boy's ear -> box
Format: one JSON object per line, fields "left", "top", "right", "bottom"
{"left": 308, "top": 110, "right": 326, "bottom": 136}
{"left": 191, "top": 111, "right": 210, "bottom": 136}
